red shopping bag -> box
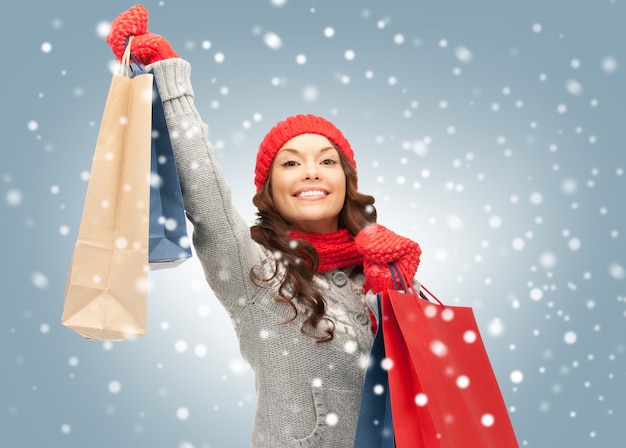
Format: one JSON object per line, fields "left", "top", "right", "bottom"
{"left": 382, "top": 285, "right": 519, "bottom": 447}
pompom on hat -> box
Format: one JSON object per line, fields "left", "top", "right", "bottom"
{"left": 254, "top": 114, "right": 357, "bottom": 192}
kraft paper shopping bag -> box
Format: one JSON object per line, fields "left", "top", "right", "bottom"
{"left": 62, "top": 38, "right": 153, "bottom": 340}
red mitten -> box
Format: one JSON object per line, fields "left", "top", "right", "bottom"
{"left": 126, "top": 33, "right": 179, "bottom": 65}
{"left": 106, "top": 4, "right": 149, "bottom": 60}
{"left": 106, "top": 4, "right": 178, "bottom": 65}
{"left": 355, "top": 223, "right": 421, "bottom": 293}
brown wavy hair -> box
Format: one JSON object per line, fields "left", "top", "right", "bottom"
{"left": 250, "top": 146, "right": 377, "bottom": 342}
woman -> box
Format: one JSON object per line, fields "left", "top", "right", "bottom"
{"left": 107, "top": 5, "right": 421, "bottom": 447}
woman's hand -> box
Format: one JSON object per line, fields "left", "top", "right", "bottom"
{"left": 355, "top": 223, "right": 421, "bottom": 293}
{"left": 106, "top": 4, "right": 178, "bottom": 65}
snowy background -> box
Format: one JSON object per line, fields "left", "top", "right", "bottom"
{"left": 2, "top": 0, "right": 625, "bottom": 447}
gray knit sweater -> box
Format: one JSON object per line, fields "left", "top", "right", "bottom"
{"left": 150, "top": 58, "right": 377, "bottom": 448}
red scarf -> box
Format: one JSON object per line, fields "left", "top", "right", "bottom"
{"left": 289, "top": 228, "right": 363, "bottom": 272}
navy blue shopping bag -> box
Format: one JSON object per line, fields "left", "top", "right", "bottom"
{"left": 354, "top": 296, "right": 395, "bottom": 448}
{"left": 133, "top": 57, "right": 192, "bottom": 269}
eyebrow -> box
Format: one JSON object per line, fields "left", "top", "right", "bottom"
{"left": 277, "top": 146, "right": 336, "bottom": 155}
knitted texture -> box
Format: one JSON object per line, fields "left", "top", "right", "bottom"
{"left": 255, "top": 114, "right": 356, "bottom": 191}
{"left": 150, "top": 59, "right": 375, "bottom": 447}
{"left": 355, "top": 223, "right": 422, "bottom": 293}
{"left": 290, "top": 228, "right": 362, "bottom": 272}
{"left": 127, "top": 33, "right": 179, "bottom": 65}
{"left": 107, "top": 4, "right": 178, "bottom": 64}
{"left": 106, "top": 4, "right": 148, "bottom": 59}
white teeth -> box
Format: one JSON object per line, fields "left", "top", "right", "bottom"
{"left": 297, "top": 190, "right": 326, "bottom": 198}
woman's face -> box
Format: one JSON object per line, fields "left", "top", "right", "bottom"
{"left": 270, "top": 133, "right": 347, "bottom": 234}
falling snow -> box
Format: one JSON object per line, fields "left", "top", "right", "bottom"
{"left": 3, "top": 0, "right": 625, "bottom": 447}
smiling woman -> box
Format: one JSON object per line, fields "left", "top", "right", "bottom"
{"left": 270, "top": 134, "right": 347, "bottom": 234}
{"left": 104, "top": 5, "right": 422, "bottom": 448}
{"left": 250, "top": 122, "right": 377, "bottom": 348}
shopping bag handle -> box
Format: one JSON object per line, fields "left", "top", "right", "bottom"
{"left": 122, "top": 36, "right": 148, "bottom": 77}
{"left": 119, "top": 36, "right": 135, "bottom": 78}
{"left": 417, "top": 282, "right": 443, "bottom": 306}
{"left": 388, "top": 262, "right": 444, "bottom": 306}
{"left": 119, "top": 36, "right": 150, "bottom": 78}
{"left": 388, "top": 261, "right": 414, "bottom": 294}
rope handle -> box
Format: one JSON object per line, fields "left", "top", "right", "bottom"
{"left": 388, "top": 262, "right": 444, "bottom": 307}
{"left": 417, "top": 282, "right": 444, "bottom": 306}
{"left": 120, "top": 36, "right": 149, "bottom": 78}
{"left": 119, "top": 35, "right": 134, "bottom": 77}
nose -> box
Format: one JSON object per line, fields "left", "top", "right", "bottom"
{"left": 303, "top": 161, "right": 320, "bottom": 181}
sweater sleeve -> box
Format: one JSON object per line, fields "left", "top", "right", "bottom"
{"left": 147, "top": 58, "right": 260, "bottom": 314}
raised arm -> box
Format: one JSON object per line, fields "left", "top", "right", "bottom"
{"left": 107, "top": 5, "right": 261, "bottom": 313}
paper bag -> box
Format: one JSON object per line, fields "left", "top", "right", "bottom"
{"left": 143, "top": 65, "right": 192, "bottom": 268}
{"left": 62, "top": 40, "right": 153, "bottom": 340}
{"left": 382, "top": 285, "right": 519, "bottom": 447}
{"left": 354, "top": 297, "right": 395, "bottom": 448}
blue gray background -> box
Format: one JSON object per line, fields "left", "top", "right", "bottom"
{"left": 2, "top": 0, "right": 625, "bottom": 447}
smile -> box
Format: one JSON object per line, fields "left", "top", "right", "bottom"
{"left": 295, "top": 190, "right": 328, "bottom": 198}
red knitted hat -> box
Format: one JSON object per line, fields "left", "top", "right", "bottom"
{"left": 255, "top": 114, "right": 356, "bottom": 191}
